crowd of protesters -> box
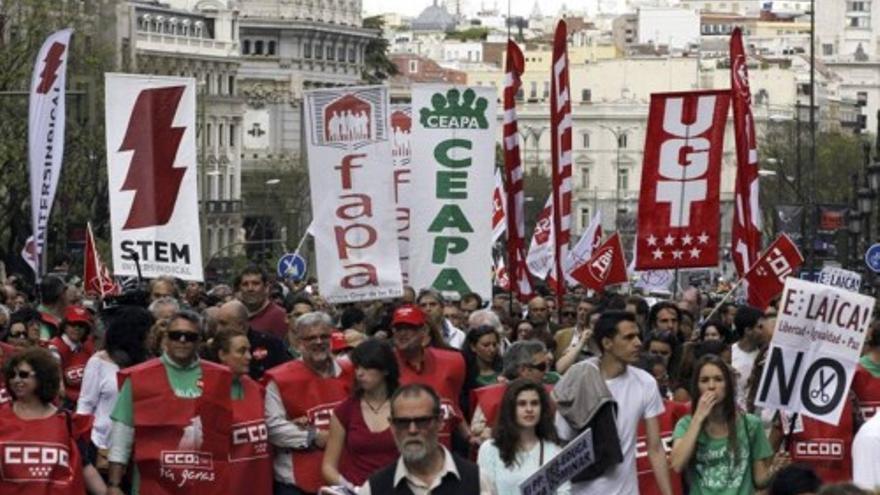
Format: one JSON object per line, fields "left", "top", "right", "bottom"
{"left": 0, "top": 259, "right": 879, "bottom": 495}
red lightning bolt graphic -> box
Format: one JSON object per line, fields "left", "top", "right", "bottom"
{"left": 36, "top": 42, "right": 66, "bottom": 94}
{"left": 119, "top": 86, "right": 187, "bottom": 229}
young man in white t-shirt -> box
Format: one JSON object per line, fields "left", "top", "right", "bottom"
{"left": 730, "top": 305, "right": 764, "bottom": 410}
{"left": 555, "top": 310, "right": 673, "bottom": 495}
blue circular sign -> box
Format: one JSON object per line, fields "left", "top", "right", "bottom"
{"left": 277, "top": 253, "right": 307, "bottom": 282}
{"left": 866, "top": 243, "right": 880, "bottom": 273}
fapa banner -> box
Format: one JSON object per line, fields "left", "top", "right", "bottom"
{"left": 391, "top": 104, "right": 413, "bottom": 285}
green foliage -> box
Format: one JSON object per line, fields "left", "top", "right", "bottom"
{"left": 361, "top": 16, "right": 399, "bottom": 84}
{"left": 445, "top": 27, "right": 489, "bottom": 41}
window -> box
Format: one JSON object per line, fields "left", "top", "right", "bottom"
{"left": 217, "top": 74, "right": 224, "bottom": 95}
{"left": 618, "top": 133, "right": 628, "bottom": 148}
{"left": 617, "top": 168, "right": 629, "bottom": 191}
{"left": 580, "top": 167, "right": 590, "bottom": 189}
{"left": 229, "top": 124, "right": 236, "bottom": 147}
{"left": 543, "top": 81, "right": 550, "bottom": 99}
{"left": 516, "top": 88, "right": 524, "bottom": 101}
{"left": 218, "top": 174, "right": 226, "bottom": 200}
{"left": 349, "top": 47, "right": 356, "bottom": 62}
{"left": 581, "top": 89, "right": 591, "bottom": 102}
{"left": 228, "top": 75, "right": 235, "bottom": 95}
{"left": 338, "top": 46, "right": 345, "bottom": 60}
{"left": 316, "top": 43, "right": 323, "bottom": 59}
{"left": 530, "top": 81, "right": 537, "bottom": 98}
{"left": 304, "top": 42, "right": 312, "bottom": 58}
{"left": 327, "top": 45, "right": 334, "bottom": 60}
{"left": 243, "top": 39, "right": 251, "bottom": 54}
{"left": 858, "top": 91, "right": 868, "bottom": 106}
{"left": 206, "top": 123, "right": 212, "bottom": 146}
{"left": 219, "top": 123, "right": 225, "bottom": 146}
{"left": 256, "top": 40, "right": 265, "bottom": 55}
{"left": 268, "top": 41, "right": 276, "bottom": 55}
{"left": 409, "top": 60, "right": 418, "bottom": 73}
{"left": 582, "top": 132, "right": 590, "bottom": 148}
{"left": 580, "top": 208, "right": 591, "bottom": 231}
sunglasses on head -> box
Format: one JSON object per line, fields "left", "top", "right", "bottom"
{"left": 166, "top": 330, "right": 200, "bottom": 343}
{"left": 390, "top": 415, "right": 437, "bottom": 430}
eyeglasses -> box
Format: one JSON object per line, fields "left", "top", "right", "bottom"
{"left": 525, "top": 362, "right": 548, "bottom": 372}
{"left": 301, "top": 333, "right": 332, "bottom": 343}
{"left": 390, "top": 415, "right": 437, "bottom": 430}
{"left": 166, "top": 330, "right": 200, "bottom": 343}
{"left": 8, "top": 370, "right": 34, "bottom": 380}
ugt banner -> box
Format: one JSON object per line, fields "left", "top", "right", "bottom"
{"left": 410, "top": 85, "right": 497, "bottom": 300}
{"left": 304, "top": 86, "right": 403, "bottom": 303}
{"left": 635, "top": 90, "right": 730, "bottom": 270}
{"left": 29, "top": 28, "right": 73, "bottom": 278}
{"left": 391, "top": 104, "right": 413, "bottom": 285}
{"left": 105, "top": 74, "right": 203, "bottom": 281}
{"left": 755, "top": 278, "right": 875, "bottom": 425}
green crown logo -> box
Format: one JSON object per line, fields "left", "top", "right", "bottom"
{"left": 419, "top": 88, "right": 489, "bottom": 129}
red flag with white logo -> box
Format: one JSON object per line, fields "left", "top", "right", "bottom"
{"left": 730, "top": 28, "right": 763, "bottom": 302}
{"left": 635, "top": 90, "right": 731, "bottom": 270}
{"left": 550, "top": 20, "right": 573, "bottom": 298}
{"left": 492, "top": 169, "right": 506, "bottom": 243}
{"left": 84, "top": 222, "right": 120, "bottom": 298}
{"left": 570, "top": 233, "right": 628, "bottom": 292}
{"left": 526, "top": 196, "right": 554, "bottom": 279}
{"left": 743, "top": 233, "right": 803, "bottom": 310}
{"left": 494, "top": 256, "right": 510, "bottom": 291}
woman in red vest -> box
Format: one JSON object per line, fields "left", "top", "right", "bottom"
{"left": 48, "top": 306, "right": 96, "bottom": 409}
{"left": 0, "top": 347, "right": 87, "bottom": 494}
{"left": 209, "top": 328, "right": 272, "bottom": 495}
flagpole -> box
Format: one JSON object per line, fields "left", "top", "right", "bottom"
{"left": 703, "top": 276, "right": 744, "bottom": 322}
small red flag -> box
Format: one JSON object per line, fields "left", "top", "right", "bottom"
{"left": 743, "top": 233, "right": 803, "bottom": 309}
{"left": 84, "top": 222, "right": 120, "bottom": 298}
{"left": 570, "top": 233, "right": 628, "bottom": 292}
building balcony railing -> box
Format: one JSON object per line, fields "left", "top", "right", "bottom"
{"left": 203, "top": 200, "right": 243, "bottom": 214}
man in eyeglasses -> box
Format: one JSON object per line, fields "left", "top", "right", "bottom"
{"left": 359, "top": 383, "right": 492, "bottom": 495}
{"left": 264, "top": 311, "right": 354, "bottom": 495}
{"left": 107, "top": 310, "right": 234, "bottom": 495}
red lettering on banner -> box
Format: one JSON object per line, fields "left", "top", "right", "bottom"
{"left": 340, "top": 263, "right": 378, "bottom": 289}
{"left": 332, "top": 153, "right": 379, "bottom": 289}
{"left": 336, "top": 194, "right": 373, "bottom": 220}
{"left": 335, "top": 154, "right": 365, "bottom": 190}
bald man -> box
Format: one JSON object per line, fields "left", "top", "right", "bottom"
{"left": 217, "top": 300, "right": 289, "bottom": 380}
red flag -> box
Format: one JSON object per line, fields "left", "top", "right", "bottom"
{"left": 502, "top": 39, "right": 534, "bottom": 302}
{"left": 635, "top": 90, "right": 731, "bottom": 270}
{"left": 743, "top": 234, "right": 804, "bottom": 310}
{"left": 730, "top": 27, "right": 763, "bottom": 302}
{"left": 550, "top": 21, "right": 573, "bottom": 300}
{"left": 570, "top": 233, "right": 628, "bottom": 292}
{"left": 492, "top": 169, "right": 506, "bottom": 243}
{"left": 494, "top": 256, "right": 510, "bottom": 291}
{"left": 84, "top": 222, "right": 120, "bottom": 298}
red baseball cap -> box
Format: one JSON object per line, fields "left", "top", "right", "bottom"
{"left": 391, "top": 305, "right": 426, "bottom": 328}
{"left": 330, "top": 331, "right": 352, "bottom": 352}
{"left": 64, "top": 306, "right": 93, "bottom": 328}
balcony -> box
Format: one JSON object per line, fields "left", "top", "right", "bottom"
{"left": 203, "top": 200, "right": 242, "bottom": 214}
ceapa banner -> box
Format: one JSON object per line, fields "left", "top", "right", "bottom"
{"left": 304, "top": 86, "right": 403, "bottom": 303}
{"left": 635, "top": 90, "right": 730, "bottom": 271}
{"left": 390, "top": 104, "right": 413, "bottom": 285}
{"left": 409, "top": 84, "right": 497, "bottom": 301}
{"left": 755, "top": 278, "right": 875, "bottom": 425}
{"left": 105, "top": 74, "right": 203, "bottom": 281}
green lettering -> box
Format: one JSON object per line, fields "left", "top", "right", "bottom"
{"left": 432, "top": 236, "right": 468, "bottom": 263}
{"left": 431, "top": 268, "right": 472, "bottom": 295}
{"left": 436, "top": 171, "right": 468, "bottom": 199}
{"left": 428, "top": 205, "right": 473, "bottom": 233}
{"left": 434, "top": 139, "right": 472, "bottom": 168}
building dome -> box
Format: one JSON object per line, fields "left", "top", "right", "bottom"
{"left": 412, "top": 1, "right": 457, "bottom": 32}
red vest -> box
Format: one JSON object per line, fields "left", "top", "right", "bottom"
{"left": 49, "top": 336, "right": 94, "bottom": 404}
{"left": 397, "top": 348, "right": 465, "bottom": 448}
{"left": 121, "top": 358, "right": 233, "bottom": 495}
{"left": 470, "top": 383, "right": 554, "bottom": 426}
{"left": 0, "top": 343, "right": 19, "bottom": 405}
{"left": 852, "top": 364, "right": 880, "bottom": 418}
{"left": 636, "top": 400, "right": 688, "bottom": 495}
{"left": 0, "top": 407, "right": 86, "bottom": 495}
{"left": 788, "top": 398, "right": 854, "bottom": 484}
{"left": 265, "top": 359, "right": 354, "bottom": 493}
{"left": 223, "top": 376, "right": 272, "bottom": 495}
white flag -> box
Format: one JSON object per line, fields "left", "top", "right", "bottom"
{"left": 29, "top": 28, "right": 73, "bottom": 277}
{"left": 526, "top": 196, "right": 554, "bottom": 279}
{"left": 563, "top": 211, "right": 602, "bottom": 281}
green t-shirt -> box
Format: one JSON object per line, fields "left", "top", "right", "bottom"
{"left": 860, "top": 355, "right": 880, "bottom": 377}
{"left": 673, "top": 413, "right": 772, "bottom": 495}
{"left": 476, "top": 372, "right": 500, "bottom": 387}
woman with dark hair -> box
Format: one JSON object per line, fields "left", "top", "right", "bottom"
{"left": 477, "top": 379, "right": 569, "bottom": 494}
{"left": 463, "top": 325, "right": 503, "bottom": 388}
{"left": 671, "top": 354, "right": 785, "bottom": 493}
{"left": 0, "top": 347, "right": 88, "bottom": 494}
{"left": 208, "top": 328, "right": 272, "bottom": 495}
{"left": 322, "top": 338, "right": 400, "bottom": 490}
{"left": 77, "top": 305, "right": 153, "bottom": 473}
{"left": 699, "top": 320, "right": 732, "bottom": 344}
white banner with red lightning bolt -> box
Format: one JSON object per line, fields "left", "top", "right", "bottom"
{"left": 105, "top": 74, "right": 203, "bottom": 281}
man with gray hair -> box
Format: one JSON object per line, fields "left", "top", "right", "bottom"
{"left": 264, "top": 311, "right": 354, "bottom": 495}
{"left": 148, "top": 296, "right": 179, "bottom": 321}
{"left": 469, "top": 340, "right": 550, "bottom": 442}
{"left": 215, "top": 300, "right": 288, "bottom": 380}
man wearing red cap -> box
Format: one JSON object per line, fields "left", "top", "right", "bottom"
{"left": 390, "top": 304, "right": 470, "bottom": 449}
{"left": 48, "top": 305, "right": 96, "bottom": 408}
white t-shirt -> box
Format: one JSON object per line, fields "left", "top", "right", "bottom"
{"left": 853, "top": 411, "right": 880, "bottom": 490}
{"left": 555, "top": 363, "right": 665, "bottom": 495}
{"left": 76, "top": 352, "right": 120, "bottom": 449}
{"left": 731, "top": 343, "right": 759, "bottom": 410}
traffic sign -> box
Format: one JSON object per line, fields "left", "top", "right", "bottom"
{"left": 277, "top": 252, "right": 307, "bottom": 282}
{"left": 866, "top": 243, "right": 880, "bottom": 273}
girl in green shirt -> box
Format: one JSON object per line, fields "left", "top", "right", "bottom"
{"left": 670, "top": 354, "right": 786, "bottom": 494}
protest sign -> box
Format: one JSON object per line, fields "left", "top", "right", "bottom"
{"left": 817, "top": 266, "right": 861, "bottom": 293}
{"left": 755, "top": 278, "right": 875, "bottom": 425}
{"left": 409, "top": 84, "right": 496, "bottom": 300}
{"left": 519, "top": 428, "right": 594, "bottom": 495}
{"left": 304, "top": 86, "right": 403, "bottom": 303}
{"left": 390, "top": 104, "right": 412, "bottom": 285}
{"left": 105, "top": 74, "right": 203, "bottom": 281}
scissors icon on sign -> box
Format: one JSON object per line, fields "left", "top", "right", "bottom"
{"left": 810, "top": 369, "right": 834, "bottom": 404}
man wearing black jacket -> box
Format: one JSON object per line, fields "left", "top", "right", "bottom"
{"left": 216, "top": 300, "right": 289, "bottom": 380}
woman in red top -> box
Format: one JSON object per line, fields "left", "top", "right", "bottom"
{"left": 322, "top": 338, "right": 399, "bottom": 490}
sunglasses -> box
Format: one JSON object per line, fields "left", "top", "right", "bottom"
{"left": 8, "top": 370, "right": 34, "bottom": 380}
{"left": 166, "top": 330, "right": 200, "bottom": 343}
{"left": 8, "top": 332, "right": 27, "bottom": 339}
{"left": 525, "top": 362, "right": 548, "bottom": 372}
{"left": 390, "top": 415, "right": 437, "bottom": 430}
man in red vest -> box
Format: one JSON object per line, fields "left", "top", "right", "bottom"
{"left": 391, "top": 304, "right": 471, "bottom": 449}
{"left": 264, "top": 311, "right": 353, "bottom": 495}
{"left": 107, "top": 310, "right": 234, "bottom": 495}
{"left": 48, "top": 305, "right": 96, "bottom": 408}
{"left": 853, "top": 322, "right": 880, "bottom": 419}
